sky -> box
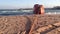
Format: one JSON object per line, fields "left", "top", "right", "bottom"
{"left": 0, "top": 0, "right": 60, "bottom": 9}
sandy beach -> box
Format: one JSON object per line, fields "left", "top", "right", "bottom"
{"left": 0, "top": 14, "right": 60, "bottom": 34}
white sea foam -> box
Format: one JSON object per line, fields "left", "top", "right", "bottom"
{"left": 46, "top": 12, "right": 60, "bottom": 14}
{"left": 0, "top": 10, "right": 60, "bottom": 15}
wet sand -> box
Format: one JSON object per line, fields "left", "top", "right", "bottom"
{"left": 0, "top": 15, "right": 60, "bottom": 34}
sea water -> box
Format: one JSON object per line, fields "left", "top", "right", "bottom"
{"left": 0, "top": 10, "right": 33, "bottom": 15}
{"left": 0, "top": 9, "right": 60, "bottom": 15}
{"left": 45, "top": 10, "right": 60, "bottom": 14}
